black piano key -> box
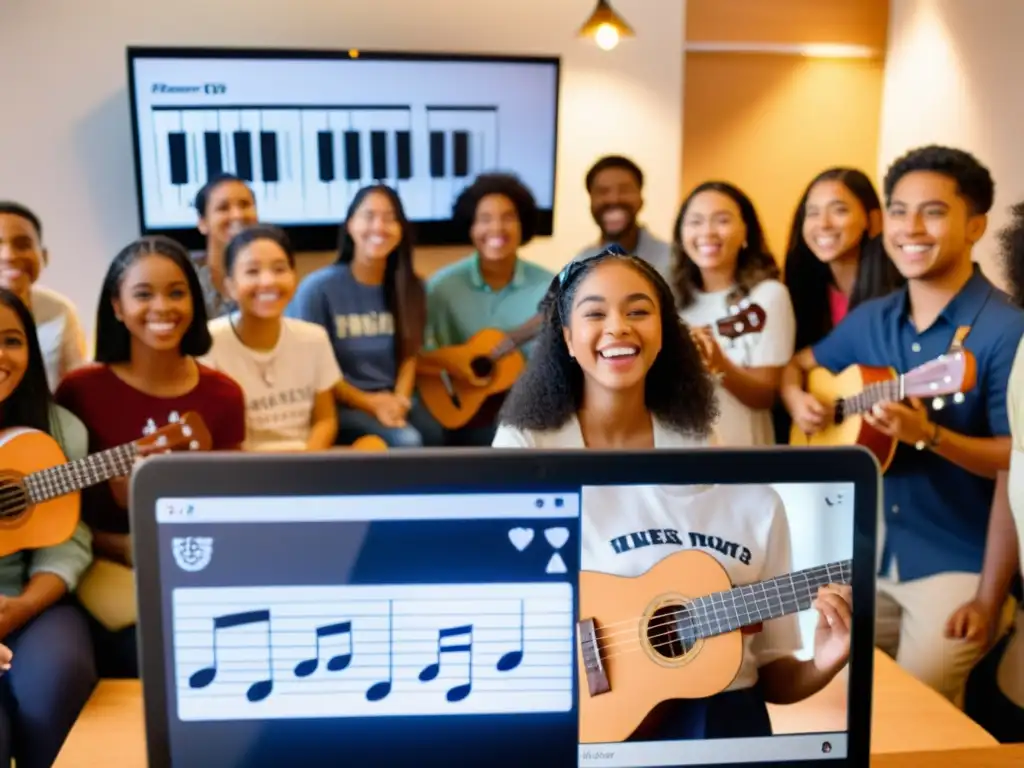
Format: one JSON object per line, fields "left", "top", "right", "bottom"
{"left": 453, "top": 131, "right": 470, "bottom": 178}
{"left": 429, "top": 131, "right": 445, "bottom": 179}
{"left": 317, "top": 131, "right": 335, "bottom": 183}
{"left": 344, "top": 131, "right": 361, "bottom": 182}
{"left": 370, "top": 131, "right": 387, "bottom": 180}
{"left": 395, "top": 131, "right": 412, "bottom": 181}
{"left": 204, "top": 131, "right": 223, "bottom": 178}
{"left": 168, "top": 132, "right": 188, "bottom": 185}
{"left": 260, "top": 131, "right": 279, "bottom": 183}
{"left": 233, "top": 132, "right": 253, "bottom": 181}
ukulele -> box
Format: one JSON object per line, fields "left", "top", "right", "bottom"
{"left": 690, "top": 301, "right": 768, "bottom": 373}
{"left": 788, "top": 349, "right": 976, "bottom": 472}
{"left": 576, "top": 549, "right": 851, "bottom": 744}
{"left": 0, "top": 411, "right": 211, "bottom": 558}
{"left": 416, "top": 313, "right": 545, "bottom": 430}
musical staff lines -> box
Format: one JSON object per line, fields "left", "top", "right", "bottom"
{"left": 172, "top": 583, "right": 573, "bottom": 721}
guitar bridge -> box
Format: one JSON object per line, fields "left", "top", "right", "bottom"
{"left": 577, "top": 617, "right": 610, "bottom": 697}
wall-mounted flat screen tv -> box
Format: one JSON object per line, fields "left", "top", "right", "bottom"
{"left": 126, "top": 46, "right": 561, "bottom": 251}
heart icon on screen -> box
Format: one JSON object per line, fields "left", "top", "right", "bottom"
{"left": 544, "top": 527, "right": 569, "bottom": 550}
{"left": 508, "top": 527, "right": 534, "bottom": 552}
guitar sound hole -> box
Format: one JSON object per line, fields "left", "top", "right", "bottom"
{"left": 833, "top": 400, "right": 845, "bottom": 424}
{"left": 0, "top": 479, "right": 30, "bottom": 521}
{"left": 470, "top": 357, "right": 494, "bottom": 379}
{"left": 647, "top": 604, "right": 696, "bottom": 660}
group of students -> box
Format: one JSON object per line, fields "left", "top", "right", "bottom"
{"left": 1, "top": 141, "right": 1024, "bottom": 762}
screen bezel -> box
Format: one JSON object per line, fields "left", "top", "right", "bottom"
{"left": 131, "top": 446, "right": 878, "bottom": 768}
{"left": 124, "top": 45, "right": 561, "bottom": 251}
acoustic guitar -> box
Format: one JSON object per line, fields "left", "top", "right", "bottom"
{"left": 0, "top": 411, "right": 211, "bottom": 559}
{"left": 788, "top": 349, "right": 976, "bottom": 472}
{"left": 576, "top": 549, "right": 851, "bottom": 744}
{"left": 416, "top": 313, "right": 545, "bottom": 430}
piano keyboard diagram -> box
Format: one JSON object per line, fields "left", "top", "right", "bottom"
{"left": 149, "top": 104, "right": 499, "bottom": 226}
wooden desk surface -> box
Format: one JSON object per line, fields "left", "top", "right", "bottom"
{"left": 55, "top": 650, "right": 1001, "bottom": 766}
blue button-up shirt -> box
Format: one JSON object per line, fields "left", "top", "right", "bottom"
{"left": 812, "top": 264, "right": 1024, "bottom": 580}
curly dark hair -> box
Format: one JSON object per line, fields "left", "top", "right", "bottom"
{"left": 671, "top": 181, "right": 779, "bottom": 310}
{"left": 784, "top": 168, "right": 904, "bottom": 350}
{"left": 452, "top": 173, "right": 539, "bottom": 245}
{"left": 999, "top": 201, "right": 1024, "bottom": 307}
{"left": 497, "top": 248, "right": 718, "bottom": 436}
{"left": 883, "top": 145, "right": 995, "bottom": 215}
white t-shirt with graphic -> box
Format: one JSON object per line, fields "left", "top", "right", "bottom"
{"left": 201, "top": 316, "right": 342, "bottom": 451}
{"left": 493, "top": 418, "right": 802, "bottom": 691}
{"left": 678, "top": 278, "right": 796, "bottom": 447}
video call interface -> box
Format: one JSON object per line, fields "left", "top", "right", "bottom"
{"left": 153, "top": 482, "right": 853, "bottom": 767}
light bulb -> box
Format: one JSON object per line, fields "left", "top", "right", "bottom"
{"left": 595, "top": 23, "right": 620, "bottom": 51}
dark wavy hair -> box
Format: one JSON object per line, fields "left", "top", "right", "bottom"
{"left": 999, "top": 201, "right": 1024, "bottom": 307}
{"left": 498, "top": 248, "right": 717, "bottom": 436}
{"left": 784, "top": 168, "right": 904, "bottom": 350}
{"left": 94, "top": 235, "right": 213, "bottom": 363}
{"left": 883, "top": 145, "right": 995, "bottom": 215}
{"left": 452, "top": 173, "right": 539, "bottom": 246}
{"left": 671, "top": 181, "right": 779, "bottom": 310}
{"left": 193, "top": 173, "right": 256, "bottom": 216}
{"left": 0, "top": 289, "right": 63, "bottom": 441}
{"left": 224, "top": 224, "right": 296, "bottom": 274}
{"left": 338, "top": 184, "right": 425, "bottom": 360}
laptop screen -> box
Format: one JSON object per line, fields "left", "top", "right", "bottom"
{"left": 152, "top": 480, "right": 854, "bottom": 767}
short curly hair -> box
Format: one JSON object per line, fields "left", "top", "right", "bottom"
{"left": 883, "top": 145, "right": 995, "bottom": 215}
{"left": 452, "top": 173, "right": 539, "bottom": 245}
{"left": 497, "top": 248, "right": 718, "bottom": 436}
{"left": 999, "top": 201, "right": 1024, "bottom": 307}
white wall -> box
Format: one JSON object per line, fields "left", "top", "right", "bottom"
{"left": 0, "top": 0, "right": 685, "bottom": 341}
{"left": 879, "top": 0, "right": 1024, "bottom": 286}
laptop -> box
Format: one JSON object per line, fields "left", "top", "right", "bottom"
{"left": 131, "top": 446, "right": 878, "bottom": 768}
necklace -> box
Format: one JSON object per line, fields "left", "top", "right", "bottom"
{"left": 230, "top": 315, "right": 280, "bottom": 388}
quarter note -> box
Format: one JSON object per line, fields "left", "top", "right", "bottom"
{"left": 419, "top": 624, "right": 473, "bottom": 703}
{"left": 188, "top": 609, "right": 274, "bottom": 703}
{"left": 365, "top": 600, "right": 393, "bottom": 703}
{"left": 294, "top": 620, "right": 353, "bottom": 678}
{"left": 496, "top": 600, "right": 524, "bottom": 673}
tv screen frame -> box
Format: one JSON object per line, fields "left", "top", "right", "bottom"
{"left": 125, "top": 46, "right": 561, "bottom": 252}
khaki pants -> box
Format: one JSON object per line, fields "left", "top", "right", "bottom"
{"left": 875, "top": 571, "right": 1016, "bottom": 709}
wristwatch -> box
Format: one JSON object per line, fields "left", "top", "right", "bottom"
{"left": 915, "top": 422, "right": 942, "bottom": 451}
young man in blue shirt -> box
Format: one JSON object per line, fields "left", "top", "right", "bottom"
{"left": 780, "top": 145, "right": 1024, "bottom": 708}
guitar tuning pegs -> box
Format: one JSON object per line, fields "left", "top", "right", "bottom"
{"left": 189, "top": 440, "right": 200, "bottom": 451}
{"left": 952, "top": 392, "right": 965, "bottom": 405}
{"left": 932, "top": 397, "right": 945, "bottom": 410}
{"left": 182, "top": 425, "right": 193, "bottom": 437}
{"left": 156, "top": 435, "right": 168, "bottom": 447}
{"left": 168, "top": 411, "right": 180, "bottom": 423}
{"left": 142, "top": 418, "right": 157, "bottom": 436}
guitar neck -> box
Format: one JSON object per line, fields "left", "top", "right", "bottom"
{"left": 840, "top": 377, "right": 904, "bottom": 416}
{"left": 23, "top": 442, "right": 139, "bottom": 504}
{"left": 686, "top": 559, "right": 852, "bottom": 641}
{"left": 488, "top": 313, "right": 544, "bottom": 360}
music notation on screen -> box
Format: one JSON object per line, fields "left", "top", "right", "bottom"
{"left": 150, "top": 104, "right": 499, "bottom": 225}
{"left": 172, "top": 582, "right": 573, "bottom": 721}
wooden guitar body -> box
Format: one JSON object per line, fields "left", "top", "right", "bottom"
{"left": 349, "top": 435, "right": 388, "bottom": 451}
{"left": 417, "top": 328, "right": 526, "bottom": 429}
{"left": 577, "top": 550, "right": 742, "bottom": 744}
{"left": 0, "top": 428, "right": 80, "bottom": 555}
{"left": 789, "top": 364, "right": 899, "bottom": 471}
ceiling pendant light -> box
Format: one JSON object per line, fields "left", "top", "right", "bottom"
{"left": 577, "top": 0, "right": 635, "bottom": 52}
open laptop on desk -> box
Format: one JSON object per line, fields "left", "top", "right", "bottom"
{"left": 131, "top": 446, "right": 879, "bottom": 768}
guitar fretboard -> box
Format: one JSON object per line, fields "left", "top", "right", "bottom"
{"left": 681, "top": 559, "right": 852, "bottom": 643}
{"left": 23, "top": 443, "right": 139, "bottom": 505}
{"left": 840, "top": 379, "right": 903, "bottom": 417}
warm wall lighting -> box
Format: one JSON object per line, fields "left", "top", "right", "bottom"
{"left": 578, "top": 0, "right": 635, "bottom": 52}
{"left": 685, "top": 41, "right": 881, "bottom": 60}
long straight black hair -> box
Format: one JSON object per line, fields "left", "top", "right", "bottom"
{"left": 0, "top": 288, "right": 61, "bottom": 440}
{"left": 337, "top": 185, "right": 426, "bottom": 361}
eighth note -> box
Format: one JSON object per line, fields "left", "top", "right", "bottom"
{"left": 188, "top": 609, "right": 273, "bottom": 703}
{"left": 294, "top": 621, "right": 353, "bottom": 678}
{"left": 419, "top": 624, "right": 473, "bottom": 703}
{"left": 496, "top": 600, "right": 524, "bottom": 673}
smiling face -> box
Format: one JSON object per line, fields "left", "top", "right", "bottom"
{"left": 347, "top": 189, "right": 403, "bottom": 265}
{"left": 198, "top": 180, "right": 258, "bottom": 251}
{"left": 0, "top": 213, "right": 44, "bottom": 301}
{"left": 680, "top": 190, "right": 747, "bottom": 277}
{"left": 884, "top": 170, "right": 986, "bottom": 281}
{"left": 471, "top": 193, "right": 522, "bottom": 264}
{"left": 562, "top": 260, "right": 662, "bottom": 394}
{"left": 112, "top": 254, "right": 194, "bottom": 353}
{"left": 802, "top": 179, "right": 871, "bottom": 264}
{"left": 226, "top": 238, "right": 296, "bottom": 320}
{"left": 0, "top": 302, "right": 29, "bottom": 403}
{"left": 589, "top": 166, "right": 643, "bottom": 240}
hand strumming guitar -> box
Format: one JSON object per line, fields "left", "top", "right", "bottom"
{"left": 864, "top": 397, "right": 933, "bottom": 446}
{"left": 782, "top": 387, "right": 830, "bottom": 436}
{"left": 690, "top": 326, "right": 725, "bottom": 375}
{"left": 367, "top": 392, "right": 411, "bottom": 428}
{"left": 812, "top": 583, "right": 853, "bottom": 674}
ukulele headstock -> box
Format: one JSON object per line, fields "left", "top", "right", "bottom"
{"left": 902, "top": 350, "right": 978, "bottom": 400}
{"left": 715, "top": 301, "right": 767, "bottom": 340}
{"left": 135, "top": 411, "right": 213, "bottom": 457}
